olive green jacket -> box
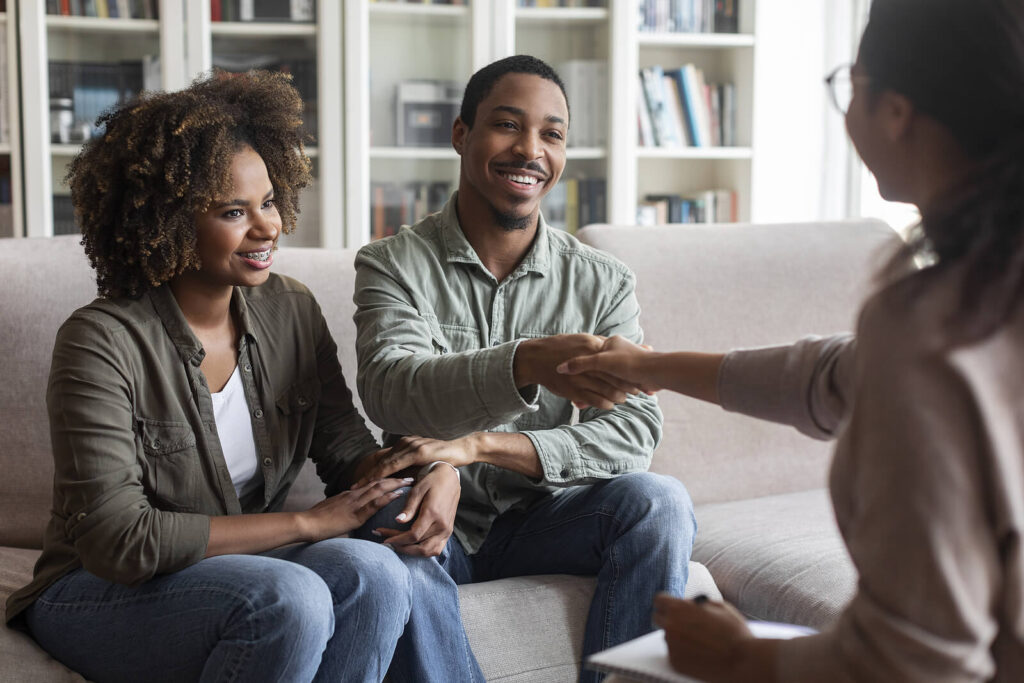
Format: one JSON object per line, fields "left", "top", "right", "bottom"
{"left": 6, "top": 274, "right": 378, "bottom": 623}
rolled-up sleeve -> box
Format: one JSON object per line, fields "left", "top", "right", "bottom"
{"left": 717, "top": 334, "right": 856, "bottom": 440}
{"left": 354, "top": 249, "right": 537, "bottom": 439}
{"left": 523, "top": 272, "right": 663, "bottom": 485}
{"left": 47, "top": 316, "right": 209, "bottom": 586}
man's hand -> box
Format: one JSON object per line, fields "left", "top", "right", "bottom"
{"left": 298, "top": 477, "right": 412, "bottom": 541}
{"left": 375, "top": 465, "right": 460, "bottom": 557}
{"left": 557, "top": 335, "right": 663, "bottom": 398}
{"left": 514, "top": 334, "right": 647, "bottom": 410}
{"left": 353, "top": 435, "right": 477, "bottom": 488}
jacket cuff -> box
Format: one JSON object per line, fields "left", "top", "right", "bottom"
{"left": 473, "top": 339, "right": 539, "bottom": 424}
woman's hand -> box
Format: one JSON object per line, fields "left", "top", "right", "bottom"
{"left": 375, "top": 465, "right": 460, "bottom": 557}
{"left": 653, "top": 593, "right": 758, "bottom": 682}
{"left": 298, "top": 477, "right": 412, "bottom": 542}
{"left": 353, "top": 435, "right": 477, "bottom": 488}
{"left": 557, "top": 335, "right": 662, "bottom": 406}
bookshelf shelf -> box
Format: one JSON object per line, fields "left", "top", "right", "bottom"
{"left": 637, "top": 32, "right": 755, "bottom": 49}
{"left": 370, "top": 147, "right": 459, "bottom": 160}
{"left": 636, "top": 147, "right": 753, "bottom": 160}
{"left": 51, "top": 144, "right": 82, "bottom": 157}
{"left": 211, "top": 22, "right": 317, "bottom": 38}
{"left": 566, "top": 147, "right": 607, "bottom": 160}
{"left": 369, "top": 3, "right": 469, "bottom": 27}
{"left": 45, "top": 16, "right": 160, "bottom": 35}
{"left": 515, "top": 8, "right": 609, "bottom": 24}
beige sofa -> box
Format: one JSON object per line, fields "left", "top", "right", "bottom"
{"left": 0, "top": 219, "right": 898, "bottom": 682}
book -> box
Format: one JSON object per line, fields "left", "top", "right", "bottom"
{"left": 587, "top": 622, "right": 816, "bottom": 683}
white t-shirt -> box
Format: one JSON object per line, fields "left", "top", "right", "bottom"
{"left": 209, "top": 365, "right": 261, "bottom": 498}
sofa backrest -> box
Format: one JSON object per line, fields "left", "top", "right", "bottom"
{"left": 576, "top": 220, "right": 901, "bottom": 505}
{"left": 0, "top": 237, "right": 366, "bottom": 548}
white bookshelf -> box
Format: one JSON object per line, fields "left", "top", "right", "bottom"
{"left": 0, "top": 5, "right": 22, "bottom": 239}
{"left": 7, "top": 0, "right": 763, "bottom": 243}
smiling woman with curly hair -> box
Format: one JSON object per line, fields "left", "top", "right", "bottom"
{"left": 5, "top": 71, "right": 414, "bottom": 683}
{"left": 70, "top": 69, "right": 312, "bottom": 298}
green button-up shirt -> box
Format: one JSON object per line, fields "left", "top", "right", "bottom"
{"left": 6, "top": 274, "right": 378, "bottom": 623}
{"left": 354, "top": 194, "right": 663, "bottom": 553}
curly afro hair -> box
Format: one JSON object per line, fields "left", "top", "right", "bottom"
{"left": 67, "top": 69, "right": 312, "bottom": 299}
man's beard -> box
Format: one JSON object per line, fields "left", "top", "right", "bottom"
{"left": 492, "top": 206, "right": 532, "bottom": 232}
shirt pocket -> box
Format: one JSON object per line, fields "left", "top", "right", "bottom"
{"left": 135, "top": 417, "right": 200, "bottom": 512}
{"left": 275, "top": 376, "right": 322, "bottom": 416}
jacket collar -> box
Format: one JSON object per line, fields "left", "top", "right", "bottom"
{"left": 149, "top": 285, "right": 258, "bottom": 364}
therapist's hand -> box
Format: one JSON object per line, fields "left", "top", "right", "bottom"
{"left": 653, "top": 593, "right": 758, "bottom": 681}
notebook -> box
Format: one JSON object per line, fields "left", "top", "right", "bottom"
{"left": 585, "top": 622, "right": 816, "bottom": 683}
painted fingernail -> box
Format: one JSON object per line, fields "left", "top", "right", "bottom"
{"left": 693, "top": 594, "right": 709, "bottom": 604}
{"left": 556, "top": 362, "right": 568, "bottom": 373}
{"left": 371, "top": 530, "right": 382, "bottom": 537}
{"left": 396, "top": 513, "right": 408, "bottom": 522}
{"left": 402, "top": 477, "right": 415, "bottom": 483}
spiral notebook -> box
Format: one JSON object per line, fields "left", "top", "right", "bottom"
{"left": 585, "top": 622, "right": 816, "bottom": 683}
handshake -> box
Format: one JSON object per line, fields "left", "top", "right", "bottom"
{"left": 513, "top": 333, "right": 663, "bottom": 411}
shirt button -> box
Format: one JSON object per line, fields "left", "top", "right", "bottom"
{"left": 152, "top": 439, "right": 161, "bottom": 449}
{"left": 297, "top": 397, "right": 308, "bottom": 407}
{"left": 253, "top": 409, "right": 264, "bottom": 419}
{"left": 244, "top": 363, "right": 252, "bottom": 372}
{"left": 263, "top": 458, "right": 273, "bottom": 467}
{"left": 76, "top": 512, "right": 86, "bottom": 521}
{"left": 560, "top": 468, "right": 570, "bottom": 478}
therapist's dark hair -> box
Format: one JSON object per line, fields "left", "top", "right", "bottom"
{"left": 861, "top": 0, "right": 1024, "bottom": 343}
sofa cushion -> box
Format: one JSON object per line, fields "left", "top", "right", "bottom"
{"left": 577, "top": 221, "right": 900, "bottom": 506}
{"left": 1, "top": 547, "right": 89, "bottom": 682}
{"left": 2, "top": 546, "right": 716, "bottom": 683}
{"left": 693, "top": 488, "right": 855, "bottom": 630}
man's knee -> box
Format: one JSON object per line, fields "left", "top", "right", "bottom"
{"left": 605, "top": 473, "right": 696, "bottom": 538}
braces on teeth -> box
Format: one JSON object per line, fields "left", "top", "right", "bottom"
{"left": 244, "top": 251, "right": 271, "bottom": 261}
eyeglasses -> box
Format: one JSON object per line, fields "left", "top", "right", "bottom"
{"left": 825, "top": 64, "right": 870, "bottom": 115}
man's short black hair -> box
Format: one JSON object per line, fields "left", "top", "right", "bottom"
{"left": 459, "top": 55, "right": 569, "bottom": 129}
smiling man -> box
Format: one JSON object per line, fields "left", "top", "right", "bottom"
{"left": 352, "top": 55, "right": 696, "bottom": 683}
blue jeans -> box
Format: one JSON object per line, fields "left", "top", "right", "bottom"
{"left": 356, "top": 472, "right": 696, "bottom": 683}
{"left": 25, "top": 538, "right": 411, "bottom": 683}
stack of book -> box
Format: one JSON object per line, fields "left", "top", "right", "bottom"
{"left": 212, "top": 55, "right": 318, "bottom": 136}
{"left": 542, "top": 176, "right": 606, "bottom": 234}
{"left": 638, "top": 0, "right": 738, "bottom": 33}
{"left": 516, "top": 1, "right": 606, "bottom": 7}
{"left": 46, "top": 0, "right": 160, "bottom": 19}
{"left": 637, "top": 64, "right": 735, "bottom": 148}
{"left": 560, "top": 60, "right": 607, "bottom": 149}
{"left": 637, "top": 188, "right": 737, "bottom": 225}
{"left": 211, "top": 0, "right": 315, "bottom": 23}
{"left": 370, "top": 180, "right": 452, "bottom": 241}
{"left": 53, "top": 196, "right": 78, "bottom": 236}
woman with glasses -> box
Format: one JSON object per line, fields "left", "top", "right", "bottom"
{"left": 559, "top": 0, "right": 1024, "bottom": 680}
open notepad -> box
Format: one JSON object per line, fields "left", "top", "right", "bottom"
{"left": 585, "top": 621, "right": 816, "bottom": 683}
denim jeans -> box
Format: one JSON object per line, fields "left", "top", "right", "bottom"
{"left": 356, "top": 472, "right": 696, "bottom": 683}
{"left": 24, "top": 538, "right": 411, "bottom": 683}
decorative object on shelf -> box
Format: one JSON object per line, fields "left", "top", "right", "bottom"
{"left": 49, "top": 61, "right": 145, "bottom": 142}
{"left": 395, "top": 80, "right": 462, "bottom": 147}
